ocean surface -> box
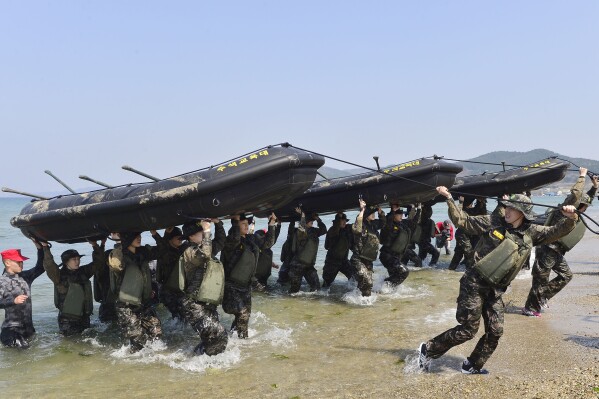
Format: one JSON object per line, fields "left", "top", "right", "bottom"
{"left": 0, "top": 195, "right": 577, "bottom": 396}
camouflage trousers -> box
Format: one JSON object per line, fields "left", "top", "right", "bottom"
{"left": 379, "top": 251, "right": 409, "bottom": 286}
{"left": 179, "top": 297, "right": 228, "bottom": 355}
{"left": 160, "top": 289, "right": 184, "bottom": 320}
{"left": 222, "top": 284, "right": 252, "bottom": 339}
{"left": 351, "top": 255, "right": 374, "bottom": 297}
{"left": 58, "top": 315, "right": 90, "bottom": 336}
{"left": 288, "top": 260, "right": 321, "bottom": 294}
{"left": 426, "top": 270, "right": 505, "bottom": 370}
{"left": 1, "top": 327, "right": 33, "bottom": 348}
{"left": 98, "top": 302, "right": 117, "bottom": 323}
{"left": 401, "top": 245, "right": 422, "bottom": 267}
{"left": 418, "top": 241, "right": 440, "bottom": 265}
{"left": 116, "top": 304, "right": 162, "bottom": 351}
{"left": 322, "top": 258, "right": 353, "bottom": 287}
{"left": 525, "top": 245, "right": 572, "bottom": 313}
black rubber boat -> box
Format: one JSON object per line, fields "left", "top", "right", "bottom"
{"left": 444, "top": 157, "right": 569, "bottom": 201}
{"left": 264, "top": 158, "right": 463, "bottom": 220}
{"left": 11, "top": 144, "right": 324, "bottom": 243}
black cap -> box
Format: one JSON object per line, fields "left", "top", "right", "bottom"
{"left": 164, "top": 226, "right": 183, "bottom": 241}
{"left": 182, "top": 222, "right": 203, "bottom": 239}
{"left": 120, "top": 232, "right": 141, "bottom": 249}
{"left": 364, "top": 205, "right": 378, "bottom": 218}
{"left": 60, "top": 249, "right": 85, "bottom": 265}
{"left": 335, "top": 213, "right": 349, "bottom": 222}
{"left": 239, "top": 213, "right": 254, "bottom": 225}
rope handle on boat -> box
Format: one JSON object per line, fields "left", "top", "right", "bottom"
{"left": 287, "top": 145, "right": 599, "bottom": 236}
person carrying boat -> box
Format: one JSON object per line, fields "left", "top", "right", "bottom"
{"left": 108, "top": 232, "right": 162, "bottom": 352}
{"left": 94, "top": 232, "right": 120, "bottom": 323}
{"left": 417, "top": 204, "right": 440, "bottom": 266}
{"left": 177, "top": 219, "right": 228, "bottom": 355}
{"left": 322, "top": 212, "right": 354, "bottom": 287}
{"left": 253, "top": 213, "right": 282, "bottom": 290}
{"left": 351, "top": 199, "right": 385, "bottom": 297}
{"left": 222, "top": 214, "right": 276, "bottom": 338}
{"left": 288, "top": 208, "right": 327, "bottom": 294}
{"left": 419, "top": 187, "right": 578, "bottom": 374}
{"left": 277, "top": 219, "right": 298, "bottom": 285}
{"left": 0, "top": 239, "right": 45, "bottom": 348}
{"left": 448, "top": 198, "right": 487, "bottom": 271}
{"left": 522, "top": 167, "right": 597, "bottom": 317}
{"left": 379, "top": 203, "right": 421, "bottom": 287}
{"left": 42, "top": 240, "right": 106, "bottom": 336}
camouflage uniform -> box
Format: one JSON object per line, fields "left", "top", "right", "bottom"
{"left": 43, "top": 246, "right": 105, "bottom": 336}
{"left": 322, "top": 221, "right": 354, "bottom": 287}
{"left": 418, "top": 205, "right": 440, "bottom": 266}
{"left": 222, "top": 220, "right": 274, "bottom": 338}
{"left": 253, "top": 223, "right": 281, "bottom": 287}
{"left": 0, "top": 249, "right": 45, "bottom": 347}
{"left": 448, "top": 199, "right": 487, "bottom": 270}
{"left": 351, "top": 210, "right": 384, "bottom": 297}
{"left": 524, "top": 178, "right": 595, "bottom": 312}
{"left": 425, "top": 198, "right": 577, "bottom": 370}
{"left": 94, "top": 245, "right": 119, "bottom": 323}
{"left": 109, "top": 245, "right": 162, "bottom": 351}
{"left": 379, "top": 208, "right": 420, "bottom": 286}
{"left": 179, "top": 226, "right": 228, "bottom": 355}
{"left": 288, "top": 216, "right": 327, "bottom": 294}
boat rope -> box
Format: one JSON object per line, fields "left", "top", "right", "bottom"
{"left": 287, "top": 144, "right": 599, "bottom": 235}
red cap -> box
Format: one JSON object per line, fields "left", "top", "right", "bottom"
{"left": 1, "top": 249, "right": 29, "bottom": 262}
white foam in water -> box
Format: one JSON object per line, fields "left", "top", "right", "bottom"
{"left": 424, "top": 308, "right": 455, "bottom": 324}
{"left": 82, "top": 337, "right": 105, "bottom": 348}
{"left": 341, "top": 288, "right": 378, "bottom": 306}
{"left": 403, "top": 353, "right": 424, "bottom": 374}
{"left": 108, "top": 311, "right": 296, "bottom": 373}
{"left": 378, "top": 282, "right": 433, "bottom": 299}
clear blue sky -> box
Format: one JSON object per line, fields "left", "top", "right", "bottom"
{"left": 1, "top": 1, "right": 597, "bottom": 194}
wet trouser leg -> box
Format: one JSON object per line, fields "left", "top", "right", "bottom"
{"left": 277, "top": 261, "right": 290, "bottom": 284}
{"left": 418, "top": 241, "right": 440, "bottom": 265}
{"left": 180, "top": 297, "right": 228, "bottom": 355}
{"left": 351, "top": 255, "right": 373, "bottom": 296}
{"left": 448, "top": 243, "right": 464, "bottom": 270}
{"left": 427, "top": 271, "right": 504, "bottom": 370}
{"left": 402, "top": 247, "right": 422, "bottom": 267}
{"left": 525, "top": 246, "right": 571, "bottom": 312}
{"left": 379, "top": 251, "right": 409, "bottom": 286}
{"left": 58, "top": 315, "right": 90, "bottom": 336}
{"left": 303, "top": 266, "right": 321, "bottom": 291}
{"left": 222, "top": 284, "right": 252, "bottom": 338}
{"left": 0, "top": 327, "right": 31, "bottom": 348}
{"left": 116, "top": 304, "right": 162, "bottom": 351}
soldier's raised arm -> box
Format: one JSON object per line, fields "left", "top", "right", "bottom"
{"left": 529, "top": 205, "right": 578, "bottom": 246}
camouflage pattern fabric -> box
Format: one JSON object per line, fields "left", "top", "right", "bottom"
{"left": 116, "top": 305, "right": 162, "bottom": 351}
{"left": 288, "top": 260, "right": 321, "bottom": 293}
{"left": 524, "top": 245, "right": 572, "bottom": 313}
{"left": 350, "top": 255, "right": 373, "bottom": 297}
{"left": 179, "top": 297, "right": 228, "bottom": 355}
{"left": 426, "top": 270, "right": 505, "bottom": 370}
{"left": 0, "top": 248, "right": 45, "bottom": 346}
{"left": 221, "top": 284, "right": 252, "bottom": 338}
{"left": 423, "top": 198, "right": 577, "bottom": 369}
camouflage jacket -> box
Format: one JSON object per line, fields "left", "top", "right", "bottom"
{"left": 351, "top": 213, "right": 384, "bottom": 257}
{"left": 546, "top": 176, "right": 586, "bottom": 228}
{"left": 180, "top": 232, "right": 213, "bottom": 296}
{"left": 447, "top": 199, "right": 576, "bottom": 268}
{"left": 0, "top": 249, "right": 45, "bottom": 333}
{"left": 154, "top": 222, "right": 225, "bottom": 285}
{"left": 43, "top": 246, "right": 104, "bottom": 310}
